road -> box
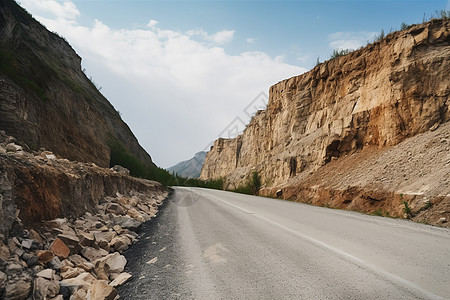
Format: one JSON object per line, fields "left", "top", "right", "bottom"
{"left": 119, "top": 187, "right": 450, "bottom": 299}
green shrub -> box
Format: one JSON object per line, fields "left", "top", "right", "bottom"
{"left": 330, "top": 48, "right": 352, "bottom": 60}
{"left": 403, "top": 201, "right": 412, "bottom": 218}
{"left": 249, "top": 171, "right": 261, "bottom": 195}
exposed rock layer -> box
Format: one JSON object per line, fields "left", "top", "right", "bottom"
{"left": 0, "top": 0, "right": 153, "bottom": 168}
{"left": 201, "top": 20, "right": 450, "bottom": 226}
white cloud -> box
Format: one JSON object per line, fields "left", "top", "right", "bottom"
{"left": 20, "top": 0, "right": 79, "bottom": 20}
{"left": 20, "top": 0, "right": 306, "bottom": 167}
{"left": 147, "top": 19, "right": 158, "bottom": 28}
{"left": 187, "top": 29, "right": 235, "bottom": 45}
{"left": 246, "top": 38, "right": 255, "bottom": 44}
{"left": 328, "top": 31, "right": 377, "bottom": 50}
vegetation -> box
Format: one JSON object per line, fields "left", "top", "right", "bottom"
{"left": 400, "top": 22, "right": 409, "bottom": 31}
{"left": 0, "top": 48, "right": 52, "bottom": 102}
{"left": 107, "top": 135, "right": 174, "bottom": 186}
{"left": 171, "top": 175, "right": 224, "bottom": 190}
{"left": 229, "top": 171, "right": 262, "bottom": 196}
{"left": 402, "top": 201, "right": 412, "bottom": 219}
{"left": 373, "top": 208, "right": 383, "bottom": 216}
{"left": 329, "top": 48, "right": 352, "bottom": 60}
{"left": 374, "top": 29, "right": 385, "bottom": 42}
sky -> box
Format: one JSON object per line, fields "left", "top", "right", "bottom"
{"left": 19, "top": 0, "right": 450, "bottom": 168}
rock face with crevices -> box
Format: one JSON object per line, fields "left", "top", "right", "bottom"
{"left": 200, "top": 19, "right": 450, "bottom": 226}
{"left": 0, "top": 0, "right": 153, "bottom": 168}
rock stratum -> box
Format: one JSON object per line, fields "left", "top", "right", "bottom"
{"left": 0, "top": 0, "right": 153, "bottom": 168}
{"left": 201, "top": 19, "right": 450, "bottom": 226}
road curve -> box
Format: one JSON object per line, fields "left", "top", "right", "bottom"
{"left": 119, "top": 187, "right": 450, "bottom": 299}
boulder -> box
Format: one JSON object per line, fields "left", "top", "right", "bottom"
{"left": 4, "top": 278, "right": 32, "bottom": 300}
{"left": 36, "top": 268, "right": 54, "bottom": 280}
{"left": 104, "top": 203, "right": 125, "bottom": 215}
{"left": 111, "top": 216, "right": 142, "bottom": 231}
{"left": 33, "top": 277, "right": 60, "bottom": 299}
{"left": 57, "top": 234, "right": 81, "bottom": 254}
{"left": 87, "top": 280, "right": 118, "bottom": 300}
{"left": 6, "top": 143, "right": 22, "bottom": 153}
{"left": 110, "top": 236, "right": 131, "bottom": 252}
{"left": 81, "top": 247, "right": 108, "bottom": 262}
{"left": 60, "top": 266, "right": 85, "bottom": 279}
{"left": 37, "top": 250, "right": 54, "bottom": 264}
{"left": 50, "top": 238, "right": 70, "bottom": 259}
{"left": 112, "top": 165, "right": 130, "bottom": 176}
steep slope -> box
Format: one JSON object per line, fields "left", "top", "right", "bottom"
{"left": 167, "top": 151, "right": 207, "bottom": 178}
{"left": 201, "top": 19, "right": 450, "bottom": 226}
{"left": 0, "top": 0, "right": 153, "bottom": 169}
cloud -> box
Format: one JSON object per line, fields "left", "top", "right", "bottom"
{"left": 147, "top": 19, "right": 158, "bottom": 28}
{"left": 20, "top": 0, "right": 306, "bottom": 167}
{"left": 328, "top": 31, "right": 377, "bottom": 50}
{"left": 21, "top": 0, "right": 79, "bottom": 20}
{"left": 187, "top": 29, "right": 235, "bottom": 45}
{"left": 246, "top": 38, "right": 255, "bottom": 44}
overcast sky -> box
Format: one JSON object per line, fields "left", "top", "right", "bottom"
{"left": 20, "top": 0, "right": 449, "bottom": 168}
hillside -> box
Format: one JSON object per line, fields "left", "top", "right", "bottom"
{"left": 0, "top": 0, "right": 153, "bottom": 171}
{"left": 201, "top": 19, "right": 450, "bottom": 226}
{"left": 167, "top": 151, "right": 207, "bottom": 178}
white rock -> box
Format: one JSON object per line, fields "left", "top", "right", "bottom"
{"left": 109, "top": 272, "right": 132, "bottom": 287}
{"left": 36, "top": 268, "right": 54, "bottom": 280}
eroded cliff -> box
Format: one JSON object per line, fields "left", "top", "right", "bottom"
{"left": 0, "top": 0, "right": 153, "bottom": 169}
{"left": 201, "top": 19, "right": 450, "bottom": 226}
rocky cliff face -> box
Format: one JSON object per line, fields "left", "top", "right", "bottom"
{"left": 201, "top": 19, "right": 450, "bottom": 226}
{"left": 0, "top": 0, "right": 153, "bottom": 168}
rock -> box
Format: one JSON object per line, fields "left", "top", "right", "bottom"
{"left": 112, "top": 225, "right": 124, "bottom": 234}
{"left": 33, "top": 277, "right": 60, "bottom": 299}
{"left": 77, "top": 231, "right": 95, "bottom": 247}
{"left": 111, "top": 216, "right": 142, "bottom": 231}
{"left": 37, "top": 250, "right": 54, "bottom": 264}
{"left": 60, "top": 266, "right": 85, "bottom": 279}
{"left": 0, "top": 270, "right": 6, "bottom": 288}
{"left": 36, "top": 268, "right": 54, "bottom": 280}
{"left": 112, "top": 165, "right": 130, "bottom": 176}
{"left": 6, "top": 262, "right": 23, "bottom": 276}
{"left": 93, "top": 231, "right": 117, "bottom": 244}
{"left": 276, "top": 189, "right": 283, "bottom": 197}
{"left": 429, "top": 122, "right": 440, "bottom": 131}
{"left": 21, "top": 238, "right": 39, "bottom": 250}
{"left": 26, "top": 255, "right": 39, "bottom": 267}
{"left": 104, "top": 203, "right": 125, "bottom": 215}
{"left": 0, "top": 243, "right": 10, "bottom": 261}
{"left": 5, "top": 278, "right": 32, "bottom": 300}
{"left": 127, "top": 208, "right": 146, "bottom": 222}
{"left": 49, "top": 295, "right": 64, "bottom": 300}
{"left": 57, "top": 234, "right": 81, "bottom": 255}
{"left": 48, "top": 256, "right": 63, "bottom": 270}
{"left": 6, "top": 143, "right": 22, "bottom": 153}
{"left": 94, "top": 252, "right": 127, "bottom": 279}
{"left": 50, "top": 238, "right": 70, "bottom": 259}
{"left": 109, "top": 272, "right": 132, "bottom": 287}
{"left": 28, "top": 229, "right": 44, "bottom": 244}
{"left": 80, "top": 247, "right": 108, "bottom": 262}
{"left": 439, "top": 217, "right": 447, "bottom": 223}
{"left": 60, "top": 272, "right": 96, "bottom": 290}
{"left": 87, "top": 280, "right": 118, "bottom": 300}
{"left": 146, "top": 257, "right": 158, "bottom": 264}
{"left": 110, "top": 236, "right": 131, "bottom": 252}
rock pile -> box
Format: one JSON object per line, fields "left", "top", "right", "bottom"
{"left": 0, "top": 190, "right": 167, "bottom": 300}
{"left": 0, "top": 131, "right": 169, "bottom": 299}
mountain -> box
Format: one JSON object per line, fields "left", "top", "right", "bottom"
{"left": 0, "top": 0, "right": 154, "bottom": 171}
{"left": 167, "top": 151, "right": 207, "bottom": 178}
{"left": 200, "top": 19, "right": 450, "bottom": 226}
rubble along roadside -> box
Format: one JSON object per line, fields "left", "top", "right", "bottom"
{"left": 0, "top": 131, "right": 169, "bottom": 299}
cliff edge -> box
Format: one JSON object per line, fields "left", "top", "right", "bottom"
{"left": 201, "top": 19, "right": 450, "bottom": 226}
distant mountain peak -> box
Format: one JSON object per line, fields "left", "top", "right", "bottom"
{"left": 167, "top": 151, "right": 207, "bottom": 178}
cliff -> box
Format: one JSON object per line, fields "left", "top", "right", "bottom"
{"left": 201, "top": 19, "right": 450, "bottom": 226}
{"left": 0, "top": 0, "right": 153, "bottom": 169}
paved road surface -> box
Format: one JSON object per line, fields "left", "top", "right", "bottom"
{"left": 119, "top": 187, "right": 450, "bottom": 299}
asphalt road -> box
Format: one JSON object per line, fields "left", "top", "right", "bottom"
{"left": 119, "top": 187, "right": 450, "bottom": 299}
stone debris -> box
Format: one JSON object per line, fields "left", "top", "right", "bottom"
{"left": 0, "top": 149, "right": 168, "bottom": 299}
